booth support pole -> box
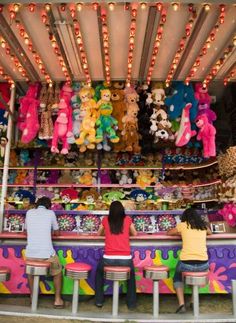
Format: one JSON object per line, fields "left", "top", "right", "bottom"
{"left": 0, "top": 86, "right": 16, "bottom": 232}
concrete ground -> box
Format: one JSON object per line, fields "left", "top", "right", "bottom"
{"left": 0, "top": 293, "right": 234, "bottom": 323}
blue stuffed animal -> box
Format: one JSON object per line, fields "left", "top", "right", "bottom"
{"left": 14, "top": 189, "right": 36, "bottom": 204}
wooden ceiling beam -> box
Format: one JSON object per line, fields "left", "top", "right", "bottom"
{"left": 138, "top": 6, "right": 157, "bottom": 82}
{"left": 0, "top": 13, "right": 39, "bottom": 82}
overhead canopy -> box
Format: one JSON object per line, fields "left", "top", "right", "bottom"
{"left": 0, "top": 1, "right": 235, "bottom": 89}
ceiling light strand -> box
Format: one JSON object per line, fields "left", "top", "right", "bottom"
{"left": 165, "top": 3, "right": 197, "bottom": 87}
{"left": 146, "top": 6, "right": 168, "bottom": 85}
{"left": 126, "top": 5, "right": 137, "bottom": 87}
{"left": 185, "top": 4, "right": 226, "bottom": 84}
{"left": 100, "top": 8, "right": 111, "bottom": 85}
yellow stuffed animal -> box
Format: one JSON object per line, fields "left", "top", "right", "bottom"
{"left": 97, "top": 89, "right": 111, "bottom": 109}
{"left": 79, "top": 87, "right": 98, "bottom": 118}
{"left": 135, "top": 169, "right": 156, "bottom": 188}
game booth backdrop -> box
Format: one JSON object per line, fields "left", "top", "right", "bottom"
{"left": 0, "top": 1, "right": 236, "bottom": 296}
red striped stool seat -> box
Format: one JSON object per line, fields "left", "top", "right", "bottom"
{"left": 0, "top": 266, "right": 11, "bottom": 281}
{"left": 183, "top": 271, "right": 209, "bottom": 277}
{"left": 65, "top": 262, "right": 91, "bottom": 280}
{"left": 144, "top": 265, "right": 169, "bottom": 280}
{"left": 104, "top": 266, "right": 130, "bottom": 273}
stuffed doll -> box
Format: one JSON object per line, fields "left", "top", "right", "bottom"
{"left": 77, "top": 170, "right": 96, "bottom": 185}
{"left": 51, "top": 82, "right": 61, "bottom": 110}
{"left": 17, "top": 83, "right": 40, "bottom": 144}
{"left": 96, "top": 103, "right": 119, "bottom": 144}
{"left": 0, "top": 109, "right": 8, "bottom": 135}
{"left": 75, "top": 105, "right": 97, "bottom": 153}
{"left": 110, "top": 88, "right": 126, "bottom": 131}
{"left": 175, "top": 103, "right": 196, "bottom": 147}
{"left": 122, "top": 89, "right": 139, "bottom": 128}
{"left": 60, "top": 188, "right": 78, "bottom": 204}
{"left": 116, "top": 170, "right": 132, "bottom": 185}
{"left": 195, "top": 82, "right": 211, "bottom": 105}
{"left": 100, "top": 170, "right": 111, "bottom": 184}
{"left": 196, "top": 114, "right": 216, "bottom": 158}
{"left": 197, "top": 102, "right": 216, "bottom": 124}
{"left": 218, "top": 203, "right": 236, "bottom": 227}
{"left": 97, "top": 89, "right": 112, "bottom": 109}
{"left": 51, "top": 98, "right": 73, "bottom": 154}
{"left": 81, "top": 188, "right": 99, "bottom": 205}
{"left": 14, "top": 189, "right": 35, "bottom": 203}
{"left": 135, "top": 169, "right": 156, "bottom": 188}
{"left": 38, "top": 102, "right": 53, "bottom": 140}
{"left": 78, "top": 86, "right": 97, "bottom": 118}
{"left": 102, "top": 190, "right": 125, "bottom": 203}
{"left": 121, "top": 120, "right": 141, "bottom": 153}
{"left": 0, "top": 82, "right": 10, "bottom": 110}
{"left": 58, "top": 169, "right": 73, "bottom": 184}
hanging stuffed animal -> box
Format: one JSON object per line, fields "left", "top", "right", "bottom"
{"left": 51, "top": 98, "right": 73, "bottom": 154}
{"left": 17, "top": 83, "right": 40, "bottom": 144}
{"left": 196, "top": 114, "right": 216, "bottom": 158}
{"left": 175, "top": 103, "right": 196, "bottom": 147}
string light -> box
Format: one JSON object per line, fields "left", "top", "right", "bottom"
{"left": 0, "top": 5, "right": 4, "bottom": 13}
{"left": 41, "top": 8, "right": 71, "bottom": 82}
{"left": 13, "top": 3, "right": 20, "bottom": 12}
{"left": 224, "top": 66, "right": 236, "bottom": 86}
{"left": 60, "top": 3, "right": 66, "bottom": 12}
{"left": 15, "top": 21, "right": 52, "bottom": 82}
{"left": 100, "top": 8, "right": 111, "bottom": 85}
{"left": 92, "top": 2, "right": 99, "bottom": 10}
{"left": 71, "top": 15, "right": 91, "bottom": 84}
{"left": 76, "top": 2, "right": 83, "bottom": 11}
{"left": 44, "top": 3, "right": 51, "bottom": 12}
{"left": 28, "top": 3, "right": 35, "bottom": 12}
{"left": 156, "top": 2, "right": 163, "bottom": 11}
{"left": 146, "top": 6, "right": 167, "bottom": 84}
{"left": 0, "top": 63, "right": 14, "bottom": 86}
{"left": 140, "top": 2, "right": 147, "bottom": 10}
{"left": 185, "top": 4, "right": 226, "bottom": 83}
{"left": 108, "top": 2, "right": 115, "bottom": 11}
{"left": 165, "top": 3, "right": 197, "bottom": 85}
{"left": 126, "top": 4, "right": 138, "bottom": 86}
{"left": 172, "top": 2, "right": 179, "bottom": 11}
{"left": 204, "top": 3, "right": 211, "bottom": 11}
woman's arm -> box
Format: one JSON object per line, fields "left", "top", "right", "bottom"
{"left": 207, "top": 227, "right": 212, "bottom": 235}
{"left": 166, "top": 227, "right": 181, "bottom": 236}
{"left": 97, "top": 224, "right": 105, "bottom": 236}
{"left": 130, "top": 223, "right": 137, "bottom": 236}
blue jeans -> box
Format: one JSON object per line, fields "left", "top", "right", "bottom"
{"left": 95, "top": 257, "right": 136, "bottom": 308}
{"left": 173, "top": 260, "right": 209, "bottom": 289}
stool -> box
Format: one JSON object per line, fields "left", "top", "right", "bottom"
{"left": 65, "top": 262, "right": 92, "bottom": 315}
{"left": 232, "top": 280, "right": 236, "bottom": 317}
{"left": 104, "top": 266, "right": 130, "bottom": 317}
{"left": 183, "top": 271, "right": 209, "bottom": 318}
{"left": 0, "top": 267, "right": 11, "bottom": 282}
{"left": 25, "top": 260, "right": 50, "bottom": 312}
{"left": 144, "top": 265, "right": 169, "bottom": 318}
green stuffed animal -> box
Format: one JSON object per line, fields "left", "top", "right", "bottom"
{"left": 102, "top": 190, "right": 125, "bottom": 203}
{"left": 96, "top": 103, "right": 119, "bottom": 143}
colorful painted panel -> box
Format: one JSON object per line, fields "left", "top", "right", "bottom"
{"left": 0, "top": 245, "right": 236, "bottom": 295}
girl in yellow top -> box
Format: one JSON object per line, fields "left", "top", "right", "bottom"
{"left": 167, "top": 208, "right": 212, "bottom": 313}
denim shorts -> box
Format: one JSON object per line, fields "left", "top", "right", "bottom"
{"left": 173, "top": 260, "right": 209, "bottom": 289}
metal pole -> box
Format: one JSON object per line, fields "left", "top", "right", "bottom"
{"left": 72, "top": 279, "right": 79, "bottom": 315}
{"left": 232, "top": 280, "right": 236, "bottom": 317}
{"left": 0, "top": 86, "right": 16, "bottom": 232}
{"left": 31, "top": 275, "right": 39, "bottom": 312}
{"left": 153, "top": 280, "right": 159, "bottom": 318}
{"left": 193, "top": 285, "right": 199, "bottom": 318}
{"left": 112, "top": 280, "right": 119, "bottom": 316}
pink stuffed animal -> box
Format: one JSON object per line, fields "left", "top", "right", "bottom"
{"left": 51, "top": 98, "right": 73, "bottom": 154}
{"left": 175, "top": 103, "right": 196, "bottom": 147}
{"left": 195, "top": 83, "right": 211, "bottom": 105}
{"left": 17, "top": 83, "right": 40, "bottom": 144}
{"left": 196, "top": 114, "right": 216, "bottom": 158}
{"left": 218, "top": 203, "right": 236, "bottom": 227}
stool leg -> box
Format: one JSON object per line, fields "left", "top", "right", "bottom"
{"left": 232, "top": 280, "right": 236, "bottom": 317}
{"left": 193, "top": 285, "right": 199, "bottom": 318}
{"left": 72, "top": 279, "right": 80, "bottom": 315}
{"left": 112, "top": 280, "right": 119, "bottom": 316}
{"left": 153, "top": 280, "right": 159, "bottom": 318}
{"left": 31, "top": 275, "right": 39, "bottom": 312}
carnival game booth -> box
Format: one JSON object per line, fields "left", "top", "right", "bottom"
{"left": 0, "top": 0, "right": 236, "bottom": 321}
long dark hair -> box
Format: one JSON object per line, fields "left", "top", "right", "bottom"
{"left": 36, "top": 196, "right": 51, "bottom": 209}
{"left": 181, "top": 208, "right": 207, "bottom": 231}
{"left": 108, "top": 201, "right": 126, "bottom": 234}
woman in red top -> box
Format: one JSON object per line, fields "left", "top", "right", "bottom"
{"left": 95, "top": 201, "right": 137, "bottom": 309}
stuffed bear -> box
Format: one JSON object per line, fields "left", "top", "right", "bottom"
{"left": 196, "top": 114, "right": 216, "bottom": 158}
{"left": 135, "top": 169, "right": 156, "bottom": 188}
{"left": 97, "top": 89, "right": 112, "bottom": 109}
{"left": 116, "top": 170, "right": 132, "bottom": 185}
{"left": 195, "top": 82, "right": 211, "bottom": 105}
{"left": 17, "top": 83, "right": 40, "bottom": 144}
{"left": 58, "top": 169, "right": 73, "bottom": 184}
{"left": 122, "top": 121, "right": 141, "bottom": 153}
{"left": 110, "top": 88, "right": 126, "bottom": 131}
{"left": 78, "top": 86, "right": 97, "bottom": 118}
